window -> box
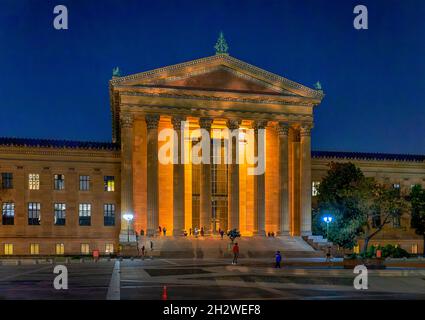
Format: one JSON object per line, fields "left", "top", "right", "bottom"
{"left": 104, "top": 204, "right": 115, "bottom": 226}
{"left": 28, "top": 173, "right": 40, "bottom": 190}
{"left": 30, "top": 243, "right": 39, "bottom": 255}
{"left": 392, "top": 210, "right": 401, "bottom": 228}
{"left": 79, "top": 203, "right": 91, "bottom": 226}
{"left": 312, "top": 181, "right": 320, "bottom": 196}
{"left": 56, "top": 243, "right": 65, "bottom": 255}
{"left": 411, "top": 243, "right": 418, "bottom": 254}
{"left": 104, "top": 176, "right": 115, "bottom": 192}
{"left": 1, "top": 172, "right": 13, "bottom": 189}
{"left": 79, "top": 175, "right": 90, "bottom": 191}
{"left": 105, "top": 244, "right": 114, "bottom": 254}
{"left": 54, "top": 174, "right": 65, "bottom": 190}
{"left": 28, "top": 202, "right": 41, "bottom": 225}
{"left": 81, "top": 243, "right": 90, "bottom": 255}
{"left": 372, "top": 208, "right": 381, "bottom": 228}
{"left": 2, "top": 202, "right": 15, "bottom": 225}
{"left": 54, "top": 203, "right": 66, "bottom": 225}
{"left": 4, "top": 244, "right": 13, "bottom": 255}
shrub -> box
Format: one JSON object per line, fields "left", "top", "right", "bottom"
{"left": 378, "top": 244, "right": 410, "bottom": 258}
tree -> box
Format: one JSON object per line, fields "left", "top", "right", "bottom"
{"left": 358, "top": 182, "right": 408, "bottom": 253}
{"left": 409, "top": 185, "right": 425, "bottom": 256}
{"left": 316, "top": 162, "right": 409, "bottom": 254}
{"left": 314, "top": 162, "right": 366, "bottom": 250}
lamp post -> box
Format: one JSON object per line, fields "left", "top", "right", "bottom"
{"left": 323, "top": 215, "right": 333, "bottom": 239}
{"left": 123, "top": 213, "right": 134, "bottom": 242}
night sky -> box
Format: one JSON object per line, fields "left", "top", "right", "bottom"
{"left": 0, "top": 0, "right": 424, "bottom": 154}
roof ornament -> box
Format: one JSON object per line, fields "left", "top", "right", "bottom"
{"left": 314, "top": 81, "right": 322, "bottom": 91}
{"left": 112, "top": 66, "right": 121, "bottom": 77}
{"left": 214, "top": 31, "right": 229, "bottom": 55}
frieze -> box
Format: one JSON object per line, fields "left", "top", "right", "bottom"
{"left": 123, "top": 103, "right": 313, "bottom": 122}
{"left": 120, "top": 90, "right": 314, "bottom": 107}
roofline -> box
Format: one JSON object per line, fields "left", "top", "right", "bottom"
{"left": 0, "top": 137, "right": 119, "bottom": 151}
{"left": 312, "top": 150, "right": 425, "bottom": 163}
{"left": 0, "top": 139, "right": 422, "bottom": 162}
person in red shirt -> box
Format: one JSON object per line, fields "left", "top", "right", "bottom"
{"left": 232, "top": 242, "right": 239, "bottom": 265}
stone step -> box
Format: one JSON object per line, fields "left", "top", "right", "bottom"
{"left": 121, "top": 235, "right": 322, "bottom": 258}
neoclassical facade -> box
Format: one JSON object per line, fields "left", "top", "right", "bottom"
{"left": 0, "top": 53, "right": 423, "bottom": 255}
{"left": 110, "top": 53, "right": 324, "bottom": 239}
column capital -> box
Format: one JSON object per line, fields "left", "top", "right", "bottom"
{"left": 300, "top": 123, "right": 313, "bottom": 136}
{"left": 171, "top": 115, "right": 186, "bottom": 130}
{"left": 251, "top": 120, "right": 268, "bottom": 131}
{"left": 199, "top": 117, "right": 213, "bottom": 130}
{"left": 120, "top": 112, "right": 134, "bottom": 128}
{"left": 226, "top": 119, "right": 241, "bottom": 130}
{"left": 277, "top": 122, "right": 290, "bottom": 136}
{"left": 145, "top": 114, "right": 160, "bottom": 129}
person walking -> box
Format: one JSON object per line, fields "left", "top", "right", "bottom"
{"left": 275, "top": 251, "right": 282, "bottom": 268}
{"left": 189, "top": 228, "right": 192, "bottom": 236}
{"left": 159, "top": 226, "right": 162, "bottom": 235}
{"left": 200, "top": 227, "right": 204, "bottom": 237}
{"left": 220, "top": 230, "right": 224, "bottom": 239}
{"left": 232, "top": 242, "right": 239, "bottom": 265}
{"left": 326, "top": 246, "right": 332, "bottom": 262}
{"left": 141, "top": 245, "right": 145, "bottom": 260}
{"left": 163, "top": 227, "right": 167, "bottom": 236}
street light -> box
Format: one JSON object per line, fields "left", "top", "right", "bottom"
{"left": 123, "top": 213, "right": 134, "bottom": 242}
{"left": 323, "top": 215, "right": 333, "bottom": 239}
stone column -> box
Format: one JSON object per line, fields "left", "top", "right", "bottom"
{"left": 120, "top": 112, "right": 135, "bottom": 242}
{"left": 300, "top": 123, "right": 312, "bottom": 236}
{"left": 227, "top": 119, "right": 241, "bottom": 231}
{"left": 277, "top": 122, "right": 290, "bottom": 236}
{"left": 252, "top": 120, "right": 267, "bottom": 236}
{"left": 146, "top": 114, "right": 160, "bottom": 237}
{"left": 199, "top": 117, "right": 213, "bottom": 235}
{"left": 172, "top": 115, "right": 186, "bottom": 236}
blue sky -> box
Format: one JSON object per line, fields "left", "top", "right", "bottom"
{"left": 0, "top": 0, "right": 424, "bottom": 154}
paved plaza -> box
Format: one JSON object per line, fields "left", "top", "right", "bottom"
{"left": 0, "top": 258, "right": 424, "bottom": 300}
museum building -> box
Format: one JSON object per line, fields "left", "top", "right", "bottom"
{"left": 0, "top": 50, "right": 423, "bottom": 255}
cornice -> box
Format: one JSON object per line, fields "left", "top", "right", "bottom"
{"left": 0, "top": 147, "right": 121, "bottom": 159}
{"left": 119, "top": 90, "right": 316, "bottom": 107}
{"left": 312, "top": 153, "right": 425, "bottom": 164}
{"left": 122, "top": 104, "right": 313, "bottom": 122}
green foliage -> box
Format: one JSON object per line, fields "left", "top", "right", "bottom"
{"left": 315, "top": 162, "right": 409, "bottom": 252}
{"left": 410, "top": 185, "right": 425, "bottom": 236}
{"left": 360, "top": 244, "right": 409, "bottom": 258}
{"left": 359, "top": 245, "right": 377, "bottom": 259}
{"left": 314, "top": 162, "right": 367, "bottom": 249}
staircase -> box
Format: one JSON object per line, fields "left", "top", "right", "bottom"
{"left": 303, "top": 235, "right": 344, "bottom": 257}
{"left": 128, "top": 235, "right": 323, "bottom": 259}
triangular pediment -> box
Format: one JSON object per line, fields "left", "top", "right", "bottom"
{"left": 111, "top": 54, "right": 324, "bottom": 99}
{"left": 151, "top": 67, "right": 289, "bottom": 94}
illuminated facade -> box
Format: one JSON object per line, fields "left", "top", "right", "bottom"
{"left": 110, "top": 53, "right": 323, "bottom": 239}
{"left": 0, "top": 53, "right": 423, "bottom": 255}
